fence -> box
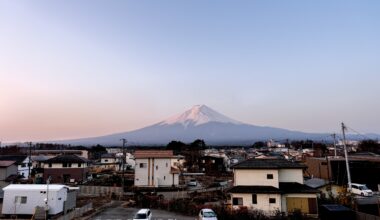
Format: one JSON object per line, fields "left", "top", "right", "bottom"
{"left": 78, "top": 185, "right": 123, "bottom": 196}
{"left": 356, "top": 211, "right": 380, "bottom": 220}
{"left": 55, "top": 203, "right": 93, "bottom": 220}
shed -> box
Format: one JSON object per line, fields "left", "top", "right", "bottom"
{"left": 1, "top": 184, "right": 76, "bottom": 215}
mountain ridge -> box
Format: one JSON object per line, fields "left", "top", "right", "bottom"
{"left": 52, "top": 104, "right": 356, "bottom": 146}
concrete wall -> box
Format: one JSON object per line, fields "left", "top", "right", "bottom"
{"left": 278, "top": 169, "right": 303, "bottom": 184}
{"left": 234, "top": 169, "right": 279, "bottom": 187}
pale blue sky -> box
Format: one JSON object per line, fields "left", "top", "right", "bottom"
{"left": 1, "top": 0, "right": 379, "bottom": 142}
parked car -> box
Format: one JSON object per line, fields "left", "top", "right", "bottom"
{"left": 187, "top": 179, "right": 198, "bottom": 187}
{"left": 350, "top": 183, "right": 373, "bottom": 197}
{"left": 198, "top": 208, "right": 217, "bottom": 220}
{"left": 133, "top": 209, "right": 152, "bottom": 220}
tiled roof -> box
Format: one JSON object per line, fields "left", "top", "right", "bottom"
{"left": 279, "top": 182, "right": 320, "bottom": 194}
{"left": 227, "top": 182, "right": 320, "bottom": 194}
{"left": 228, "top": 185, "right": 282, "bottom": 194}
{"left": 0, "top": 160, "right": 17, "bottom": 167}
{"left": 134, "top": 150, "right": 174, "bottom": 159}
{"left": 232, "top": 158, "right": 306, "bottom": 169}
{"left": 44, "top": 155, "right": 88, "bottom": 164}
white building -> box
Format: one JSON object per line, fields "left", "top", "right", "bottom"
{"left": 134, "top": 150, "right": 180, "bottom": 187}
{"left": 1, "top": 184, "right": 76, "bottom": 215}
{"left": 228, "top": 159, "right": 319, "bottom": 216}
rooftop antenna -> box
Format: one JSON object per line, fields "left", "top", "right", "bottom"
{"left": 341, "top": 122, "right": 352, "bottom": 191}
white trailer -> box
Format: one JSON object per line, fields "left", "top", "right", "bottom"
{"left": 1, "top": 184, "right": 75, "bottom": 215}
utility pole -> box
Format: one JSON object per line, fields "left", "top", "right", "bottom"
{"left": 28, "top": 142, "right": 32, "bottom": 179}
{"left": 341, "top": 122, "right": 352, "bottom": 191}
{"left": 331, "top": 133, "right": 337, "bottom": 158}
{"left": 120, "top": 138, "right": 127, "bottom": 198}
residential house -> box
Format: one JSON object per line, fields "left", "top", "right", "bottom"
{"left": 228, "top": 159, "right": 319, "bottom": 216}
{"left": 0, "top": 161, "right": 18, "bottom": 187}
{"left": 100, "top": 153, "right": 119, "bottom": 170}
{"left": 134, "top": 150, "right": 180, "bottom": 187}
{"left": 199, "top": 155, "right": 227, "bottom": 174}
{"left": 305, "top": 178, "right": 343, "bottom": 200}
{"left": 42, "top": 155, "right": 89, "bottom": 184}
{"left": 0, "top": 155, "right": 31, "bottom": 179}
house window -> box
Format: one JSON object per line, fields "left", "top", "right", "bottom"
{"left": 232, "top": 197, "right": 243, "bottom": 205}
{"left": 140, "top": 163, "right": 147, "bottom": 168}
{"left": 63, "top": 163, "right": 68, "bottom": 167}
{"left": 166, "top": 162, "right": 168, "bottom": 167}
{"left": 156, "top": 165, "right": 158, "bottom": 170}
{"left": 164, "top": 176, "right": 166, "bottom": 180}
{"left": 252, "top": 194, "right": 257, "bottom": 204}
{"left": 48, "top": 163, "right": 52, "bottom": 168}
{"left": 15, "top": 196, "right": 27, "bottom": 204}
{"left": 269, "top": 198, "right": 276, "bottom": 203}
{"left": 267, "top": 174, "right": 273, "bottom": 179}
{"left": 68, "top": 163, "right": 72, "bottom": 167}
{"left": 105, "top": 159, "right": 108, "bottom": 162}
{"left": 78, "top": 163, "right": 82, "bottom": 167}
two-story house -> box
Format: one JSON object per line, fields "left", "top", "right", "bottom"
{"left": 228, "top": 159, "right": 319, "bottom": 216}
{"left": 100, "top": 153, "right": 119, "bottom": 170}
{"left": 134, "top": 150, "right": 180, "bottom": 187}
{"left": 0, "top": 155, "right": 31, "bottom": 179}
{"left": 42, "top": 155, "right": 89, "bottom": 184}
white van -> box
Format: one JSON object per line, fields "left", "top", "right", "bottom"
{"left": 350, "top": 183, "right": 373, "bottom": 197}
{"left": 133, "top": 209, "right": 152, "bottom": 220}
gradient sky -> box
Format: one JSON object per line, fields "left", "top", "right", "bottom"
{"left": 1, "top": 0, "right": 380, "bottom": 142}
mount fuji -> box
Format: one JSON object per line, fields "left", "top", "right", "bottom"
{"left": 56, "top": 105, "right": 328, "bottom": 146}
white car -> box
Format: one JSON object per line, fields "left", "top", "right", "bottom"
{"left": 198, "top": 208, "right": 217, "bottom": 220}
{"left": 187, "top": 179, "right": 198, "bottom": 187}
{"left": 133, "top": 209, "right": 152, "bottom": 220}
{"left": 350, "top": 183, "right": 373, "bottom": 197}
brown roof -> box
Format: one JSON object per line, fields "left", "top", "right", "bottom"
{"left": 0, "top": 161, "right": 17, "bottom": 167}
{"left": 134, "top": 150, "right": 174, "bottom": 159}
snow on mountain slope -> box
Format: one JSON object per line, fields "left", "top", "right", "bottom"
{"left": 159, "top": 105, "right": 242, "bottom": 127}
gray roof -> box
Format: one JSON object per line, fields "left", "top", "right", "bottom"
{"left": 227, "top": 182, "right": 319, "bottom": 194}
{"left": 305, "top": 178, "right": 328, "bottom": 189}
{"left": 45, "top": 155, "right": 88, "bottom": 164}
{"left": 232, "top": 158, "right": 306, "bottom": 169}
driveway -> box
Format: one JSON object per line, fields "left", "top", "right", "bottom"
{"left": 93, "top": 206, "right": 196, "bottom": 220}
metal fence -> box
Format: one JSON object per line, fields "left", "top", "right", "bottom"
{"left": 78, "top": 185, "right": 123, "bottom": 196}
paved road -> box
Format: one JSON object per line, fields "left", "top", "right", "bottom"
{"left": 93, "top": 206, "right": 196, "bottom": 220}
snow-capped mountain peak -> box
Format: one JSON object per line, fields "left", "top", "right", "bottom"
{"left": 159, "top": 104, "right": 242, "bottom": 127}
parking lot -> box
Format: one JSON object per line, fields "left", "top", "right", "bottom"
{"left": 93, "top": 206, "right": 196, "bottom": 220}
